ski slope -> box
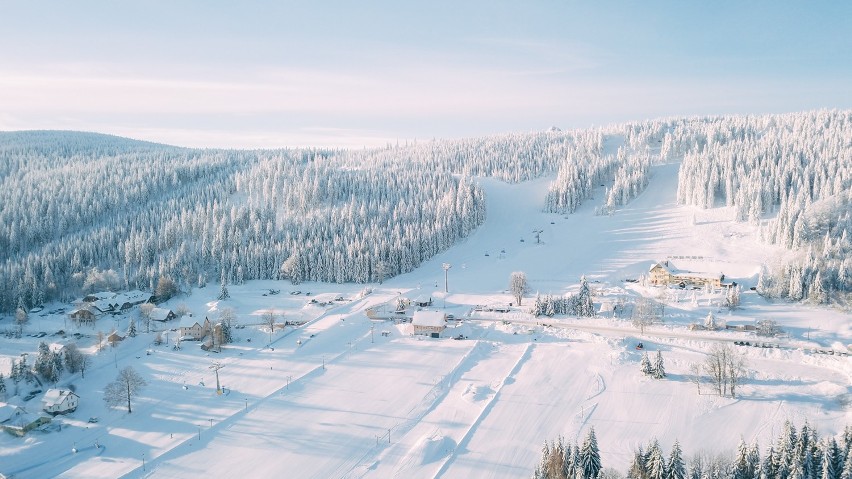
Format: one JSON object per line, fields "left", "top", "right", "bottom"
{"left": 1, "top": 160, "right": 850, "bottom": 478}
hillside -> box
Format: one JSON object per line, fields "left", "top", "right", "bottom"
{"left": 0, "top": 144, "right": 849, "bottom": 478}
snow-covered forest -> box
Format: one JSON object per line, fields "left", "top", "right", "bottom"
{"left": 2, "top": 110, "right": 851, "bottom": 313}
{"left": 675, "top": 110, "right": 852, "bottom": 302}
{"left": 534, "top": 422, "right": 852, "bottom": 479}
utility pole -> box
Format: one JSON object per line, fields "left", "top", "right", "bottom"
{"left": 532, "top": 229, "right": 543, "bottom": 244}
{"left": 209, "top": 362, "right": 224, "bottom": 395}
{"left": 371, "top": 325, "right": 374, "bottom": 343}
{"left": 442, "top": 263, "right": 452, "bottom": 293}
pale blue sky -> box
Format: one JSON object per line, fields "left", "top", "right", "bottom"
{"left": 1, "top": 1, "right": 850, "bottom": 148}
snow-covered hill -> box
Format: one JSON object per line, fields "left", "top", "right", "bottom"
{"left": 1, "top": 152, "right": 849, "bottom": 478}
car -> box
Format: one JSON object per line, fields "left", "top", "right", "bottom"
{"left": 88, "top": 417, "right": 99, "bottom": 423}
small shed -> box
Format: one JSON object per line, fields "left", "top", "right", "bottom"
{"left": 412, "top": 310, "right": 446, "bottom": 338}
{"left": 42, "top": 389, "right": 80, "bottom": 415}
{"left": 412, "top": 294, "right": 433, "bottom": 307}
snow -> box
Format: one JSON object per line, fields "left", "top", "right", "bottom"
{"left": 1, "top": 159, "right": 850, "bottom": 478}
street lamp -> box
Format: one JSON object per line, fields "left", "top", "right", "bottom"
{"left": 245, "top": 398, "right": 248, "bottom": 411}
{"left": 442, "top": 263, "right": 452, "bottom": 293}
{"left": 371, "top": 325, "right": 374, "bottom": 343}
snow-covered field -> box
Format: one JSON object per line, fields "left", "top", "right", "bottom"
{"left": 1, "top": 160, "right": 850, "bottom": 478}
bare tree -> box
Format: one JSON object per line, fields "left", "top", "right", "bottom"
{"left": 103, "top": 366, "right": 147, "bottom": 413}
{"left": 155, "top": 276, "right": 178, "bottom": 302}
{"left": 96, "top": 331, "right": 105, "bottom": 351}
{"left": 702, "top": 344, "right": 747, "bottom": 398}
{"left": 175, "top": 303, "right": 192, "bottom": 318}
{"left": 509, "top": 272, "right": 528, "bottom": 306}
{"left": 139, "top": 303, "right": 154, "bottom": 333}
{"left": 688, "top": 362, "right": 703, "bottom": 395}
{"left": 63, "top": 343, "right": 90, "bottom": 377}
{"left": 262, "top": 310, "right": 278, "bottom": 344}
{"left": 219, "top": 307, "right": 236, "bottom": 328}
{"left": 631, "top": 297, "right": 660, "bottom": 333}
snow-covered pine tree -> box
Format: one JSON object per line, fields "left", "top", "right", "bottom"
{"left": 653, "top": 350, "right": 666, "bottom": 379}
{"left": 646, "top": 439, "right": 667, "bottom": 479}
{"left": 574, "top": 276, "right": 595, "bottom": 317}
{"left": 218, "top": 275, "right": 230, "bottom": 300}
{"left": 667, "top": 441, "right": 686, "bottom": 479}
{"left": 705, "top": 311, "right": 717, "bottom": 330}
{"left": 641, "top": 352, "right": 653, "bottom": 376}
{"left": 127, "top": 318, "right": 137, "bottom": 338}
{"left": 580, "top": 427, "right": 602, "bottom": 479}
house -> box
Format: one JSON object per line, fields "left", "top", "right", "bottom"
{"left": 0, "top": 403, "right": 51, "bottom": 437}
{"left": 42, "top": 389, "right": 80, "bottom": 415}
{"left": 412, "top": 310, "right": 446, "bottom": 338}
{"left": 180, "top": 316, "right": 212, "bottom": 341}
{"left": 116, "top": 290, "right": 154, "bottom": 311}
{"left": 69, "top": 308, "right": 97, "bottom": 324}
{"left": 648, "top": 261, "right": 722, "bottom": 288}
{"left": 107, "top": 331, "right": 125, "bottom": 346}
{"left": 412, "top": 294, "right": 433, "bottom": 308}
{"left": 149, "top": 308, "right": 176, "bottom": 322}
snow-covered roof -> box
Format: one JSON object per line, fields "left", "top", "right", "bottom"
{"left": 114, "top": 290, "right": 152, "bottom": 305}
{"left": 412, "top": 294, "right": 432, "bottom": 303}
{"left": 179, "top": 316, "right": 202, "bottom": 329}
{"left": 650, "top": 262, "right": 721, "bottom": 280}
{"left": 0, "top": 402, "right": 23, "bottom": 423}
{"left": 150, "top": 308, "right": 174, "bottom": 321}
{"left": 84, "top": 291, "right": 116, "bottom": 302}
{"left": 91, "top": 299, "right": 118, "bottom": 312}
{"left": 412, "top": 310, "right": 446, "bottom": 327}
{"left": 42, "top": 389, "right": 78, "bottom": 407}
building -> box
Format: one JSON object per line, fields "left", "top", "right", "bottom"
{"left": 82, "top": 290, "right": 153, "bottom": 314}
{"left": 179, "top": 316, "right": 212, "bottom": 341}
{"left": 412, "top": 310, "right": 446, "bottom": 338}
{"left": 107, "top": 331, "right": 125, "bottom": 346}
{"left": 42, "top": 389, "right": 80, "bottom": 415}
{"left": 648, "top": 261, "right": 723, "bottom": 288}
{"left": 412, "top": 294, "right": 433, "bottom": 307}
{"left": 0, "top": 403, "right": 51, "bottom": 437}
{"left": 69, "top": 308, "right": 97, "bottom": 324}
{"left": 150, "top": 308, "right": 176, "bottom": 322}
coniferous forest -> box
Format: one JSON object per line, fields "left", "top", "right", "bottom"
{"left": 1, "top": 110, "right": 851, "bottom": 313}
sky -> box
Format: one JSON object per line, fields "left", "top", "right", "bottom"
{"left": 1, "top": 1, "right": 851, "bottom": 148}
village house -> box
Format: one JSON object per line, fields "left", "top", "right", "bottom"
{"left": 648, "top": 261, "right": 723, "bottom": 288}
{"left": 107, "top": 331, "right": 125, "bottom": 347}
{"left": 180, "top": 316, "right": 212, "bottom": 341}
{"left": 69, "top": 307, "right": 97, "bottom": 325}
{"left": 42, "top": 389, "right": 80, "bottom": 415}
{"left": 411, "top": 310, "right": 447, "bottom": 338}
{"left": 149, "top": 307, "right": 177, "bottom": 322}
{"left": 0, "top": 403, "right": 51, "bottom": 437}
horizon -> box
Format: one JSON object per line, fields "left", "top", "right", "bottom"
{"left": 2, "top": 2, "right": 851, "bottom": 149}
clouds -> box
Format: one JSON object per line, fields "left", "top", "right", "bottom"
{"left": 1, "top": 2, "right": 851, "bottom": 147}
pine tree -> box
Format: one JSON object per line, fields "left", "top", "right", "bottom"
{"left": 628, "top": 446, "right": 647, "bottom": 479}
{"left": 0, "top": 372, "right": 6, "bottom": 398}
{"left": 641, "top": 352, "right": 653, "bottom": 376}
{"left": 580, "top": 427, "right": 602, "bottom": 479}
{"left": 653, "top": 350, "right": 666, "bottom": 379}
{"left": 646, "top": 440, "right": 667, "bottom": 479}
{"left": 218, "top": 276, "right": 230, "bottom": 300}
{"left": 705, "top": 311, "right": 717, "bottom": 330}
{"left": 667, "top": 441, "right": 686, "bottom": 479}
{"left": 127, "top": 318, "right": 137, "bottom": 338}
{"left": 821, "top": 438, "right": 840, "bottom": 479}
{"left": 732, "top": 439, "right": 751, "bottom": 479}
{"left": 841, "top": 447, "right": 852, "bottom": 479}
